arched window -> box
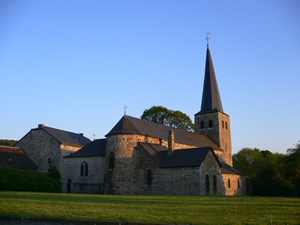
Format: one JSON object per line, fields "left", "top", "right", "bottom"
{"left": 200, "top": 121, "right": 204, "bottom": 129}
{"left": 109, "top": 152, "right": 115, "bottom": 170}
{"left": 80, "top": 161, "right": 88, "bottom": 177}
{"left": 80, "top": 163, "right": 83, "bottom": 176}
{"left": 147, "top": 169, "right": 152, "bottom": 186}
{"left": 222, "top": 121, "right": 224, "bottom": 128}
{"left": 205, "top": 175, "right": 210, "bottom": 193}
{"left": 225, "top": 122, "right": 228, "bottom": 130}
{"left": 228, "top": 179, "right": 231, "bottom": 188}
{"left": 209, "top": 120, "right": 213, "bottom": 128}
{"left": 213, "top": 175, "right": 217, "bottom": 194}
{"left": 84, "top": 162, "right": 88, "bottom": 176}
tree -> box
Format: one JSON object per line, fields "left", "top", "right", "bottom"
{"left": 233, "top": 146, "right": 299, "bottom": 196}
{"left": 282, "top": 142, "right": 300, "bottom": 196}
{"left": 141, "top": 106, "right": 195, "bottom": 132}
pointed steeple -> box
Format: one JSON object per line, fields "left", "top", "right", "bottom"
{"left": 197, "top": 45, "right": 223, "bottom": 114}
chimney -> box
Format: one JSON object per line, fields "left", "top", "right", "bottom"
{"left": 79, "top": 133, "right": 84, "bottom": 136}
{"left": 38, "top": 124, "right": 44, "bottom": 128}
{"left": 168, "top": 130, "right": 175, "bottom": 154}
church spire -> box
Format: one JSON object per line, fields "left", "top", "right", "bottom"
{"left": 198, "top": 45, "right": 223, "bottom": 114}
{"left": 194, "top": 41, "right": 232, "bottom": 166}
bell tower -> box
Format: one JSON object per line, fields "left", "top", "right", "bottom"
{"left": 195, "top": 43, "right": 232, "bottom": 166}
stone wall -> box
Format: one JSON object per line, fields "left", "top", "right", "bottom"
{"left": 199, "top": 150, "right": 225, "bottom": 195}
{"left": 60, "top": 145, "right": 82, "bottom": 174}
{"left": 105, "top": 133, "right": 229, "bottom": 196}
{"left": 62, "top": 156, "right": 106, "bottom": 194}
{"left": 136, "top": 144, "right": 201, "bottom": 195}
{"left": 218, "top": 113, "right": 232, "bottom": 166}
{"left": 15, "top": 129, "right": 82, "bottom": 174}
{"left": 195, "top": 112, "right": 232, "bottom": 166}
{"left": 221, "top": 174, "right": 247, "bottom": 196}
{"left": 15, "top": 130, "right": 61, "bottom": 173}
{"left": 105, "top": 134, "right": 145, "bottom": 194}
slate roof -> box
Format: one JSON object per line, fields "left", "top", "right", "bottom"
{"left": 106, "top": 115, "right": 221, "bottom": 150}
{"left": 17, "top": 125, "right": 91, "bottom": 147}
{"left": 65, "top": 139, "right": 106, "bottom": 158}
{"left": 221, "top": 162, "right": 245, "bottom": 175}
{"left": 196, "top": 45, "right": 224, "bottom": 115}
{"left": 0, "top": 146, "right": 37, "bottom": 169}
{"left": 139, "top": 142, "right": 221, "bottom": 168}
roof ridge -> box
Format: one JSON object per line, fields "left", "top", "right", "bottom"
{"left": 37, "top": 125, "right": 81, "bottom": 136}
{"left": 107, "top": 115, "right": 221, "bottom": 150}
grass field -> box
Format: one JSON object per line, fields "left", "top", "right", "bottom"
{"left": 0, "top": 191, "right": 299, "bottom": 224}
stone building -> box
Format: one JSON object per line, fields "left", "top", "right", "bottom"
{"left": 0, "top": 146, "right": 36, "bottom": 170}
{"left": 15, "top": 125, "right": 91, "bottom": 173}
{"left": 61, "top": 45, "right": 248, "bottom": 196}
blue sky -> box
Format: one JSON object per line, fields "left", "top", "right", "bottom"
{"left": 1, "top": 0, "right": 299, "bottom": 154}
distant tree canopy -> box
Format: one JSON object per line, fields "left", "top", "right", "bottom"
{"left": 0, "top": 139, "right": 18, "bottom": 147}
{"left": 141, "top": 106, "right": 195, "bottom": 132}
{"left": 233, "top": 143, "right": 300, "bottom": 197}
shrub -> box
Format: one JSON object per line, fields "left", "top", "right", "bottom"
{"left": 0, "top": 167, "right": 61, "bottom": 192}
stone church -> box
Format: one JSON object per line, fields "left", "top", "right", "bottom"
{"left": 15, "top": 45, "right": 248, "bottom": 195}
{"left": 60, "top": 45, "right": 248, "bottom": 195}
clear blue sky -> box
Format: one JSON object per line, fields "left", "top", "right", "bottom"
{"left": 1, "top": 0, "right": 299, "bottom": 154}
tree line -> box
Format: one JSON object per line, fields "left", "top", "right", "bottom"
{"left": 233, "top": 143, "right": 300, "bottom": 197}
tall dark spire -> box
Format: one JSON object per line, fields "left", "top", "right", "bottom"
{"left": 197, "top": 45, "right": 223, "bottom": 114}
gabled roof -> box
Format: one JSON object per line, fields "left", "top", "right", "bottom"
{"left": 106, "top": 115, "right": 221, "bottom": 150}
{"left": 65, "top": 139, "right": 106, "bottom": 158}
{"left": 139, "top": 142, "right": 221, "bottom": 168}
{"left": 21, "top": 125, "right": 91, "bottom": 147}
{"left": 0, "top": 146, "right": 37, "bottom": 169}
{"left": 221, "top": 162, "right": 245, "bottom": 175}
{"left": 196, "top": 45, "right": 224, "bottom": 115}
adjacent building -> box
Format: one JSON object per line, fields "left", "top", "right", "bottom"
{"left": 0, "top": 146, "right": 36, "bottom": 170}
{"left": 15, "top": 125, "right": 91, "bottom": 173}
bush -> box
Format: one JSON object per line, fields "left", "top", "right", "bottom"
{"left": 0, "top": 167, "right": 61, "bottom": 192}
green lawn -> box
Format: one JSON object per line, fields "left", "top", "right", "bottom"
{"left": 0, "top": 191, "right": 299, "bottom": 224}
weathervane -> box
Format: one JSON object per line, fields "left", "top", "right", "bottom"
{"left": 124, "top": 105, "right": 127, "bottom": 115}
{"left": 205, "top": 32, "right": 210, "bottom": 46}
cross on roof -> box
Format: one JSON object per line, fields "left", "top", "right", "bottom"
{"left": 124, "top": 105, "right": 127, "bottom": 115}
{"left": 205, "top": 32, "right": 210, "bottom": 46}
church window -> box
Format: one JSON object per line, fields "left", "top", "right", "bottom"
{"left": 80, "top": 163, "right": 83, "bottom": 176}
{"left": 228, "top": 179, "right": 231, "bottom": 188}
{"left": 209, "top": 120, "right": 213, "bottom": 128}
{"left": 222, "top": 121, "right": 224, "bottom": 128}
{"left": 238, "top": 179, "right": 240, "bottom": 188}
{"left": 213, "top": 175, "right": 217, "bottom": 194}
{"left": 225, "top": 122, "right": 228, "bottom": 130}
{"left": 205, "top": 175, "right": 210, "bottom": 193}
{"left": 80, "top": 161, "right": 88, "bottom": 177}
{"left": 109, "top": 152, "right": 115, "bottom": 170}
{"left": 200, "top": 121, "right": 204, "bottom": 129}
{"left": 147, "top": 169, "right": 152, "bottom": 186}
